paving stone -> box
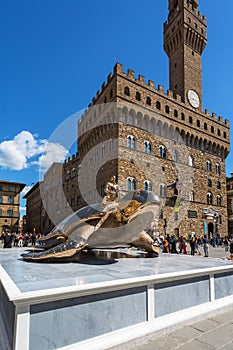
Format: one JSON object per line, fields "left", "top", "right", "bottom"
{"left": 219, "top": 340, "right": 233, "bottom": 350}
{"left": 169, "top": 326, "right": 203, "bottom": 343}
{"left": 178, "top": 339, "right": 214, "bottom": 350}
{"left": 191, "top": 318, "right": 220, "bottom": 333}
{"left": 197, "top": 323, "right": 233, "bottom": 348}
{"left": 210, "top": 311, "right": 233, "bottom": 325}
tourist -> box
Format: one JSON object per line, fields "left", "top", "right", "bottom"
{"left": 160, "top": 236, "right": 169, "bottom": 253}
{"left": 171, "top": 235, "right": 179, "bottom": 254}
{"left": 179, "top": 236, "right": 187, "bottom": 254}
{"left": 203, "top": 236, "right": 209, "bottom": 257}
{"left": 196, "top": 237, "right": 202, "bottom": 255}
{"left": 190, "top": 236, "right": 196, "bottom": 256}
{"left": 1, "top": 230, "right": 14, "bottom": 248}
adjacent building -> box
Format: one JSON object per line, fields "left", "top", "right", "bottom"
{"left": 0, "top": 180, "right": 25, "bottom": 234}
{"left": 227, "top": 174, "right": 233, "bottom": 238}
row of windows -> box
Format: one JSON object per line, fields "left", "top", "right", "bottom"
{"left": 127, "top": 136, "right": 222, "bottom": 173}
{"left": 0, "top": 209, "right": 14, "bottom": 217}
{"left": 126, "top": 179, "right": 223, "bottom": 205}
{"left": 0, "top": 196, "right": 14, "bottom": 204}
{"left": 0, "top": 185, "right": 15, "bottom": 192}
{"left": 124, "top": 86, "right": 226, "bottom": 138}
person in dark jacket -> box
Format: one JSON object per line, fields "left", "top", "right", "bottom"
{"left": 1, "top": 231, "right": 14, "bottom": 248}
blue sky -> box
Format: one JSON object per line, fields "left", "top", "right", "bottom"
{"left": 0, "top": 0, "right": 233, "bottom": 215}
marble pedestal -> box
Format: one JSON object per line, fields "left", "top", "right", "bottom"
{"left": 1, "top": 248, "right": 233, "bottom": 350}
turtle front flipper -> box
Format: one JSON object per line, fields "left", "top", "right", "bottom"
{"left": 22, "top": 238, "right": 87, "bottom": 262}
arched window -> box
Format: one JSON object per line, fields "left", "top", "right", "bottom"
{"left": 135, "top": 91, "right": 141, "bottom": 101}
{"left": 217, "top": 129, "right": 221, "bottom": 136}
{"left": 189, "top": 155, "right": 194, "bottom": 166}
{"left": 71, "top": 168, "right": 76, "bottom": 178}
{"left": 196, "top": 120, "right": 200, "bottom": 127}
{"left": 159, "top": 145, "right": 167, "bottom": 159}
{"left": 189, "top": 191, "right": 194, "bottom": 202}
{"left": 156, "top": 101, "right": 161, "bottom": 110}
{"left": 216, "top": 163, "right": 221, "bottom": 175}
{"left": 127, "top": 135, "right": 136, "bottom": 150}
{"left": 127, "top": 177, "right": 136, "bottom": 191}
{"left": 211, "top": 125, "right": 214, "bottom": 133}
{"left": 207, "top": 192, "right": 213, "bottom": 205}
{"left": 159, "top": 184, "right": 167, "bottom": 198}
{"left": 174, "top": 109, "right": 178, "bottom": 117}
{"left": 189, "top": 116, "right": 193, "bottom": 124}
{"left": 66, "top": 170, "right": 70, "bottom": 180}
{"left": 144, "top": 180, "right": 152, "bottom": 191}
{"left": 217, "top": 195, "right": 222, "bottom": 206}
{"left": 216, "top": 181, "right": 221, "bottom": 189}
{"left": 208, "top": 179, "right": 212, "bottom": 187}
{"left": 181, "top": 112, "right": 185, "bottom": 121}
{"left": 204, "top": 123, "right": 208, "bottom": 130}
{"left": 165, "top": 105, "right": 170, "bottom": 114}
{"left": 173, "top": 150, "right": 178, "bottom": 162}
{"left": 146, "top": 96, "right": 151, "bottom": 105}
{"left": 101, "top": 145, "right": 105, "bottom": 157}
{"left": 206, "top": 160, "right": 212, "bottom": 172}
{"left": 124, "top": 86, "right": 130, "bottom": 96}
{"left": 144, "top": 141, "right": 151, "bottom": 154}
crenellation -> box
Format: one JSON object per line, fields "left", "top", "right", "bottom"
{"left": 167, "top": 89, "right": 173, "bottom": 97}
{"left": 218, "top": 116, "right": 223, "bottom": 122}
{"left": 148, "top": 79, "right": 155, "bottom": 88}
{"left": 158, "top": 85, "right": 164, "bottom": 93}
{"left": 114, "top": 62, "right": 123, "bottom": 74}
{"left": 138, "top": 74, "right": 145, "bottom": 83}
{"left": 97, "top": 89, "right": 101, "bottom": 97}
{"left": 102, "top": 82, "right": 107, "bottom": 90}
{"left": 205, "top": 109, "right": 210, "bottom": 117}
{"left": 127, "top": 69, "right": 135, "bottom": 79}
{"left": 107, "top": 72, "right": 113, "bottom": 82}
{"left": 212, "top": 112, "right": 217, "bottom": 119}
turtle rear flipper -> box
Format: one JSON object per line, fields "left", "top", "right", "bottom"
{"left": 22, "top": 238, "right": 87, "bottom": 262}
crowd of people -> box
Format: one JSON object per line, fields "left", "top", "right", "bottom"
{"left": 158, "top": 234, "right": 233, "bottom": 258}
{"left": 1, "top": 230, "right": 41, "bottom": 248}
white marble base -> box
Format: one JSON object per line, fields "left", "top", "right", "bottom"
{"left": 0, "top": 248, "right": 233, "bottom": 350}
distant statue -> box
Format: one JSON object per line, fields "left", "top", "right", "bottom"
{"left": 102, "top": 176, "right": 121, "bottom": 209}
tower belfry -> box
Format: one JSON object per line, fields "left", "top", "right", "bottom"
{"left": 164, "top": 0, "right": 207, "bottom": 109}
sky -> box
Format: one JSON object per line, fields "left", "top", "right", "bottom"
{"left": 0, "top": 0, "right": 233, "bottom": 216}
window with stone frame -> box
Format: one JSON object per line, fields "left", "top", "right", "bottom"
{"left": 0, "top": 196, "right": 2, "bottom": 204}
{"left": 173, "top": 150, "right": 178, "bottom": 162}
{"left": 189, "top": 155, "right": 194, "bottom": 166}
{"left": 66, "top": 170, "right": 70, "bottom": 180}
{"left": 208, "top": 179, "right": 212, "bottom": 187}
{"left": 8, "top": 197, "right": 14, "bottom": 204}
{"left": 146, "top": 96, "right": 151, "bottom": 106}
{"left": 124, "top": 86, "right": 130, "bottom": 96}
{"left": 135, "top": 91, "right": 141, "bottom": 101}
{"left": 159, "top": 184, "right": 167, "bottom": 198}
{"left": 7, "top": 209, "right": 13, "bottom": 217}
{"left": 159, "top": 145, "right": 167, "bottom": 159}
{"left": 144, "top": 180, "right": 152, "bottom": 191}
{"left": 216, "top": 163, "right": 221, "bottom": 175}
{"left": 0, "top": 209, "right": 2, "bottom": 217}
{"left": 127, "top": 135, "right": 136, "bottom": 150}
{"left": 127, "top": 177, "right": 136, "bottom": 191}
{"left": 207, "top": 192, "right": 213, "bottom": 205}
{"left": 204, "top": 123, "right": 208, "bottom": 131}
{"left": 156, "top": 101, "right": 161, "bottom": 110}
{"left": 144, "top": 141, "right": 151, "bottom": 154}
{"left": 165, "top": 105, "right": 170, "bottom": 114}
{"left": 189, "top": 191, "right": 194, "bottom": 202}
{"left": 216, "top": 195, "right": 222, "bottom": 206}
{"left": 206, "top": 160, "right": 212, "bottom": 172}
{"left": 216, "top": 181, "right": 221, "bottom": 189}
{"left": 71, "top": 168, "right": 76, "bottom": 178}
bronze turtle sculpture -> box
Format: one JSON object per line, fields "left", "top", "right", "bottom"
{"left": 22, "top": 190, "right": 161, "bottom": 262}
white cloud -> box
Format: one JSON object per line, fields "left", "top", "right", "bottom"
{"left": 0, "top": 131, "right": 68, "bottom": 171}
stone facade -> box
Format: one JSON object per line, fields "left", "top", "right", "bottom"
{"left": 0, "top": 180, "right": 25, "bottom": 234}
{"left": 25, "top": 0, "right": 230, "bottom": 239}
{"left": 227, "top": 174, "right": 233, "bottom": 238}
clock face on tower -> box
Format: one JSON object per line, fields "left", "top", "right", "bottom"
{"left": 187, "top": 89, "right": 200, "bottom": 108}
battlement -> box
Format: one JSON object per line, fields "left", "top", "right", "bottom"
{"left": 78, "top": 62, "right": 229, "bottom": 128}
{"left": 64, "top": 152, "right": 79, "bottom": 164}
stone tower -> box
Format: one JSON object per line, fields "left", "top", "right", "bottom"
{"left": 164, "top": 0, "right": 207, "bottom": 110}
